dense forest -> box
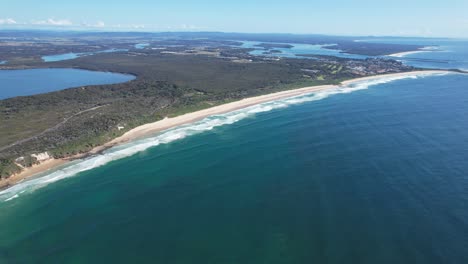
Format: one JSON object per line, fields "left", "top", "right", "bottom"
{"left": 0, "top": 33, "right": 420, "bottom": 179}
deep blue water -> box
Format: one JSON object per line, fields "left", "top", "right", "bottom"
{"left": 0, "top": 38, "right": 467, "bottom": 263}
{"left": 0, "top": 68, "right": 135, "bottom": 99}
{"left": 1, "top": 72, "right": 467, "bottom": 263}
{"left": 361, "top": 38, "right": 468, "bottom": 70}
{"left": 42, "top": 48, "right": 128, "bottom": 62}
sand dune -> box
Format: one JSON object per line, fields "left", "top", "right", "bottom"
{"left": 0, "top": 70, "right": 450, "bottom": 189}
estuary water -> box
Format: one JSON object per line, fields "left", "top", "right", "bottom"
{"left": 241, "top": 38, "right": 468, "bottom": 71}
{"left": 42, "top": 48, "right": 128, "bottom": 62}
{"left": 240, "top": 41, "right": 369, "bottom": 60}
{"left": 361, "top": 37, "right": 468, "bottom": 70}
{"left": 0, "top": 40, "right": 467, "bottom": 263}
{"left": 0, "top": 68, "right": 135, "bottom": 99}
{"left": 135, "top": 43, "right": 150, "bottom": 49}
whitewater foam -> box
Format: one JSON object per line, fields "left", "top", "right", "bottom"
{"left": 0, "top": 72, "right": 448, "bottom": 202}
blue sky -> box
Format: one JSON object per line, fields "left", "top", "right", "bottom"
{"left": 1, "top": 0, "right": 467, "bottom": 38}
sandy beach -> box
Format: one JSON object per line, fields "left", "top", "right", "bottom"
{"left": 389, "top": 47, "right": 438, "bottom": 58}
{"left": 0, "top": 70, "right": 450, "bottom": 189}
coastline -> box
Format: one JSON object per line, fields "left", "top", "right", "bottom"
{"left": 389, "top": 47, "right": 438, "bottom": 58}
{"left": 0, "top": 70, "right": 450, "bottom": 190}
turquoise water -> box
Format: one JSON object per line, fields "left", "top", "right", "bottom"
{"left": 1, "top": 72, "right": 468, "bottom": 263}
{"left": 135, "top": 43, "right": 150, "bottom": 49}
{"left": 0, "top": 68, "right": 135, "bottom": 99}
{"left": 362, "top": 38, "right": 468, "bottom": 70}
{"left": 1, "top": 38, "right": 468, "bottom": 263}
{"left": 241, "top": 39, "right": 468, "bottom": 69}
{"left": 0, "top": 61, "right": 6, "bottom": 65}
{"left": 42, "top": 48, "right": 128, "bottom": 62}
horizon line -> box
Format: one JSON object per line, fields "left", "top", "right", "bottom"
{"left": 0, "top": 28, "right": 465, "bottom": 40}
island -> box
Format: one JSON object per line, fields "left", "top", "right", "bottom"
{"left": 254, "top": 43, "right": 294, "bottom": 49}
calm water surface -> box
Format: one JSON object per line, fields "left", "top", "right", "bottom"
{"left": 362, "top": 38, "right": 468, "bottom": 70}
{"left": 42, "top": 48, "right": 128, "bottom": 62}
{"left": 0, "top": 68, "right": 135, "bottom": 99}
{"left": 240, "top": 41, "right": 369, "bottom": 60}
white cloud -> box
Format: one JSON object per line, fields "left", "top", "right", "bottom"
{"left": 0, "top": 17, "right": 204, "bottom": 32}
{"left": 0, "top": 18, "right": 17, "bottom": 25}
{"left": 81, "top": 21, "right": 105, "bottom": 28}
{"left": 108, "top": 24, "right": 153, "bottom": 30}
{"left": 32, "top": 18, "right": 73, "bottom": 26}
{"left": 131, "top": 24, "right": 145, "bottom": 29}
{"left": 180, "top": 24, "right": 198, "bottom": 30}
{"left": 95, "top": 21, "right": 105, "bottom": 27}
{"left": 164, "top": 24, "right": 200, "bottom": 31}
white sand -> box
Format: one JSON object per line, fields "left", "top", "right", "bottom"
{"left": 0, "top": 70, "right": 451, "bottom": 189}
{"left": 389, "top": 47, "right": 439, "bottom": 58}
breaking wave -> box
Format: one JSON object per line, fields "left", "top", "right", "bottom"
{"left": 0, "top": 72, "right": 448, "bottom": 202}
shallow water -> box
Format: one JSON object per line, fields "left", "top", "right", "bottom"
{"left": 1, "top": 37, "right": 468, "bottom": 263}
{"left": 0, "top": 68, "right": 135, "bottom": 99}
{"left": 0, "top": 72, "right": 437, "bottom": 202}
{"left": 240, "top": 41, "right": 369, "bottom": 60}
{"left": 42, "top": 48, "right": 128, "bottom": 62}
{"left": 361, "top": 38, "right": 468, "bottom": 70}
{"left": 1, "top": 72, "right": 468, "bottom": 263}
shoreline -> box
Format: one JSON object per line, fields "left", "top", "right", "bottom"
{"left": 389, "top": 47, "right": 438, "bottom": 58}
{"left": 0, "top": 70, "right": 451, "bottom": 190}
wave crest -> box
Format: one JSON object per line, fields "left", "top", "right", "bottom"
{"left": 0, "top": 72, "right": 446, "bottom": 202}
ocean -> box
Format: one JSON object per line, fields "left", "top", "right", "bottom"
{"left": 359, "top": 37, "right": 468, "bottom": 70}
{"left": 0, "top": 40, "right": 468, "bottom": 263}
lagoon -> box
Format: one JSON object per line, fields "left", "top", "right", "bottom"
{"left": 363, "top": 38, "right": 468, "bottom": 71}
{"left": 240, "top": 41, "right": 369, "bottom": 60}
{"left": 0, "top": 68, "right": 135, "bottom": 99}
{"left": 42, "top": 48, "right": 128, "bottom": 62}
{"left": 1, "top": 73, "right": 468, "bottom": 263}
{"left": 1, "top": 38, "right": 468, "bottom": 263}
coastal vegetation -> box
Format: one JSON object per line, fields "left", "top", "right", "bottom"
{"left": 0, "top": 33, "right": 418, "bottom": 180}
{"left": 254, "top": 43, "right": 294, "bottom": 49}
{"left": 0, "top": 31, "right": 424, "bottom": 65}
